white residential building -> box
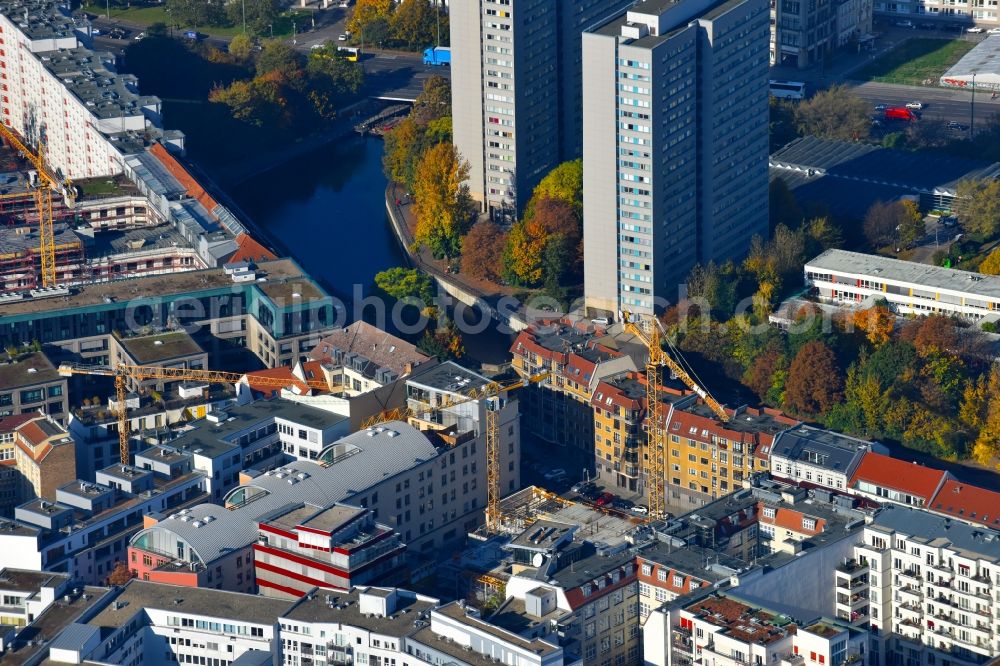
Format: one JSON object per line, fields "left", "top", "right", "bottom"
{"left": 770, "top": 425, "right": 885, "bottom": 493}
{"left": 804, "top": 249, "right": 1000, "bottom": 323}
{"left": 851, "top": 506, "right": 1000, "bottom": 666}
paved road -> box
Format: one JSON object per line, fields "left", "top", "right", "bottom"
{"left": 852, "top": 80, "right": 1000, "bottom": 129}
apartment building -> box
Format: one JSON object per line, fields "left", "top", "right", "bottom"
{"left": 254, "top": 502, "right": 406, "bottom": 599}
{"left": 511, "top": 323, "right": 638, "bottom": 456}
{"left": 805, "top": 249, "right": 1000, "bottom": 323}
{"left": 41, "top": 581, "right": 566, "bottom": 666}
{"left": 0, "top": 351, "right": 68, "bottom": 425}
{"left": 130, "top": 407, "right": 520, "bottom": 592}
{"left": 636, "top": 542, "right": 746, "bottom": 621}
{"left": 450, "top": 0, "right": 634, "bottom": 216}
{"left": 664, "top": 402, "right": 798, "bottom": 506}
{"left": 852, "top": 505, "right": 1000, "bottom": 666}
{"left": 875, "top": 3, "right": 999, "bottom": 27}
{"left": 648, "top": 591, "right": 868, "bottom": 666}
{"left": 309, "top": 320, "right": 433, "bottom": 397}
{"left": 591, "top": 372, "right": 692, "bottom": 493}
{"left": 770, "top": 425, "right": 884, "bottom": 493}
{"left": 108, "top": 330, "right": 208, "bottom": 393}
{"left": 582, "top": 0, "right": 770, "bottom": 315}
{"left": 848, "top": 453, "right": 951, "bottom": 509}
{"left": 0, "top": 447, "right": 206, "bottom": 584}
{"left": 770, "top": 0, "right": 872, "bottom": 68}
{"left": 10, "top": 414, "right": 76, "bottom": 508}
{"left": 150, "top": 398, "right": 349, "bottom": 501}
{"left": 928, "top": 480, "right": 1000, "bottom": 531}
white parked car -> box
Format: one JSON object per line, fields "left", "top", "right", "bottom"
{"left": 543, "top": 468, "right": 566, "bottom": 480}
{"left": 988, "top": 27, "right": 1000, "bottom": 34}
{"left": 968, "top": 26, "right": 986, "bottom": 33}
{"left": 905, "top": 101, "right": 924, "bottom": 110}
{"left": 631, "top": 505, "right": 649, "bottom": 515}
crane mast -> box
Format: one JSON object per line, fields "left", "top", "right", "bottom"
{"left": 622, "top": 311, "right": 728, "bottom": 520}
{"left": 59, "top": 363, "right": 331, "bottom": 468}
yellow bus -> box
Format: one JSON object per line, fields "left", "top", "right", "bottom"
{"left": 337, "top": 46, "right": 360, "bottom": 62}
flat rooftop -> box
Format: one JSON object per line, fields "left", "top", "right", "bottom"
{"left": 3, "top": 586, "right": 110, "bottom": 665}
{"left": 0, "top": 258, "right": 317, "bottom": 319}
{"left": 677, "top": 402, "right": 797, "bottom": 437}
{"left": 436, "top": 602, "right": 561, "bottom": 656}
{"left": 685, "top": 594, "right": 791, "bottom": 645}
{"left": 159, "top": 398, "right": 346, "bottom": 460}
{"left": 0, "top": 569, "right": 70, "bottom": 593}
{"left": 872, "top": 505, "right": 1000, "bottom": 562}
{"left": 0, "top": 352, "right": 61, "bottom": 388}
{"left": 87, "top": 580, "right": 294, "bottom": 629}
{"left": 407, "top": 360, "right": 489, "bottom": 395}
{"left": 807, "top": 249, "right": 1000, "bottom": 301}
{"left": 283, "top": 587, "right": 436, "bottom": 637}
{"left": 942, "top": 35, "right": 1000, "bottom": 81}
{"left": 117, "top": 330, "right": 203, "bottom": 365}
{"left": 772, "top": 425, "right": 872, "bottom": 471}
{"left": 510, "top": 519, "right": 574, "bottom": 552}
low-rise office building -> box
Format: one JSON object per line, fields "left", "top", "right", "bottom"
{"left": 770, "top": 425, "right": 883, "bottom": 493}
{"left": 805, "top": 249, "right": 1000, "bottom": 323}
{"left": 255, "top": 502, "right": 406, "bottom": 599}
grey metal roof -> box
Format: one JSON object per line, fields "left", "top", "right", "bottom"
{"left": 230, "top": 650, "right": 274, "bottom": 666}
{"left": 770, "top": 136, "right": 1000, "bottom": 211}
{"left": 137, "top": 421, "right": 439, "bottom": 564}
{"left": 124, "top": 151, "right": 187, "bottom": 200}
{"left": 771, "top": 425, "right": 871, "bottom": 473}
{"left": 47, "top": 622, "right": 100, "bottom": 651}
{"left": 874, "top": 505, "right": 1000, "bottom": 562}
{"left": 942, "top": 36, "right": 1000, "bottom": 85}
{"left": 806, "top": 248, "right": 1000, "bottom": 301}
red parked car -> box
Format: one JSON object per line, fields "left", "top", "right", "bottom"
{"left": 595, "top": 492, "right": 616, "bottom": 507}
{"left": 885, "top": 107, "right": 918, "bottom": 121}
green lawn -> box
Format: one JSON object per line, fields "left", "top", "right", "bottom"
{"left": 81, "top": 2, "right": 311, "bottom": 39}
{"left": 854, "top": 38, "right": 975, "bottom": 86}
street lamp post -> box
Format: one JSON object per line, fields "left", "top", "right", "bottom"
{"left": 292, "top": 19, "right": 297, "bottom": 44}
{"left": 971, "top": 72, "right": 977, "bottom": 139}
{"left": 241, "top": 0, "right": 246, "bottom": 33}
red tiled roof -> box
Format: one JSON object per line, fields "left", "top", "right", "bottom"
{"left": 229, "top": 232, "right": 277, "bottom": 264}
{"left": 849, "top": 452, "right": 948, "bottom": 502}
{"left": 299, "top": 361, "right": 325, "bottom": 383}
{"left": 149, "top": 143, "right": 220, "bottom": 215}
{"left": 0, "top": 413, "right": 36, "bottom": 434}
{"left": 930, "top": 480, "right": 1000, "bottom": 529}
{"left": 16, "top": 419, "right": 51, "bottom": 447}
{"left": 757, "top": 501, "right": 825, "bottom": 535}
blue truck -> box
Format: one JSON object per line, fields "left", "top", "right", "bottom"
{"left": 422, "top": 46, "right": 451, "bottom": 66}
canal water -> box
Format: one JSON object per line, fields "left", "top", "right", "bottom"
{"left": 230, "top": 136, "right": 513, "bottom": 364}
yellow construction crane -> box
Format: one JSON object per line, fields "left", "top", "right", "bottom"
{"left": 58, "top": 362, "right": 332, "bottom": 469}
{"left": 363, "top": 370, "right": 550, "bottom": 532}
{"left": 622, "top": 311, "right": 728, "bottom": 519}
{"left": 0, "top": 124, "right": 73, "bottom": 288}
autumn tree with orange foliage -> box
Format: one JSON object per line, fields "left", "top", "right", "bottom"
{"left": 853, "top": 305, "right": 895, "bottom": 346}
{"left": 785, "top": 340, "right": 844, "bottom": 416}
{"left": 412, "top": 142, "right": 473, "bottom": 259}
{"left": 107, "top": 561, "right": 133, "bottom": 586}
{"left": 461, "top": 221, "right": 507, "bottom": 282}
{"left": 502, "top": 197, "right": 581, "bottom": 287}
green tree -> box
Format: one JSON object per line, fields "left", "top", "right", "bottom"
{"left": 864, "top": 200, "right": 916, "bottom": 250}
{"left": 897, "top": 199, "right": 925, "bottom": 249}
{"left": 166, "top": 0, "right": 227, "bottom": 27}
{"left": 411, "top": 76, "right": 450, "bottom": 124}
{"left": 256, "top": 40, "right": 303, "bottom": 78}
{"left": 347, "top": 0, "right": 394, "bottom": 38}
{"left": 228, "top": 33, "right": 253, "bottom": 61}
{"left": 412, "top": 142, "right": 473, "bottom": 259}
{"left": 793, "top": 85, "right": 870, "bottom": 142}
{"left": 769, "top": 177, "right": 803, "bottom": 233}
{"left": 227, "top": 0, "right": 278, "bottom": 34}
{"left": 955, "top": 178, "right": 1000, "bottom": 239}
{"left": 390, "top": 0, "right": 443, "bottom": 49}
{"left": 803, "top": 216, "right": 844, "bottom": 255}
{"left": 374, "top": 267, "right": 435, "bottom": 303}
{"left": 525, "top": 159, "right": 583, "bottom": 218}
{"left": 418, "top": 319, "right": 464, "bottom": 361}
{"left": 307, "top": 49, "right": 365, "bottom": 99}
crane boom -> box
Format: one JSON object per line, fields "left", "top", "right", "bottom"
{"left": 58, "top": 363, "right": 332, "bottom": 468}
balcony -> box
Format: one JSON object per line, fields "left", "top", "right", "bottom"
{"left": 837, "top": 559, "right": 870, "bottom": 576}
{"left": 836, "top": 607, "right": 869, "bottom": 624}
{"left": 899, "top": 585, "right": 923, "bottom": 599}
{"left": 898, "top": 569, "right": 922, "bottom": 584}
{"left": 837, "top": 591, "right": 869, "bottom": 609}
